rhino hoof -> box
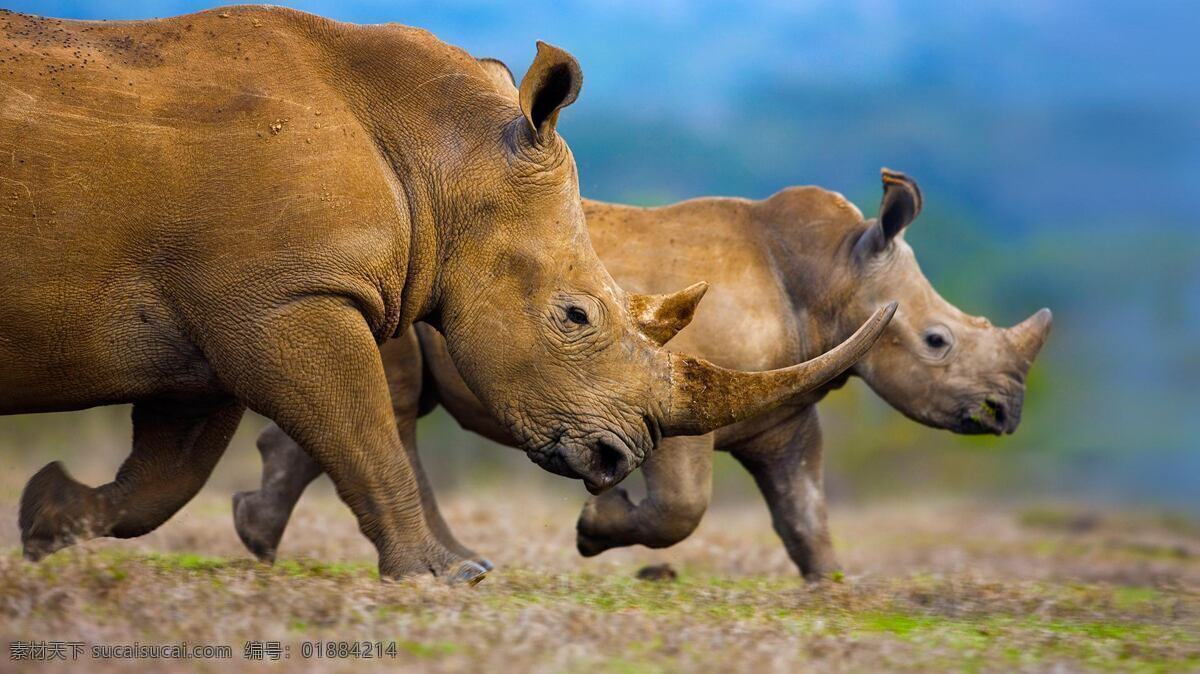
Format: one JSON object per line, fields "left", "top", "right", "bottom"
{"left": 575, "top": 532, "right": 609, "bottom": 558}
{"left": 575, "top": 487, "right": 634, "bottom": 558}
{"left": 448, "top": 560, "right": 489, "bottom": 587}
{"left": 232, "top": 491, "right": 278, "bottom": 564}
{"left": 19, "top": 461, "right": 96, "bottom": 561}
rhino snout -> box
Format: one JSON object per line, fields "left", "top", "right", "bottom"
{"left": 959, "top": 394, "right": 1024, "bottom": 435}
{"left": 563, "top": 432, "right": 637, "bottom": 495}
{"left": 530, "top": 430, "right": 638, "bottom": 493}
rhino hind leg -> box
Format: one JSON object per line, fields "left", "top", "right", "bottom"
{"left": 575, "top": 434, "right": 714, "bottom": 557}
{"left": 233, "top": 424, "right": 324, "bottom": 563}
{"left": 20, "top": 399, "right": 244, "bottom": 560}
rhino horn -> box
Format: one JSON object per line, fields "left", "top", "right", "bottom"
{"left": 1006, "top": 308, "right": 1053, "bottom": 369}
{"left": 660, "top": 302, "right": 898, "bottom": 434}
{"left": 629, "top": 282, "right": 709, "bottom": 346}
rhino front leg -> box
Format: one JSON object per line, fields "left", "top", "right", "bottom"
{"left": 575, "top": 434, "right": 713, "bottom": 556}
{"left": 20, "top": 399, "right": 244, "bottom": 560}
{"left": 234, "top": 330, "right": 485, "bottom": 567}
{"left": 396, "top": 420, "right": 488, "bottom": 566}
{"left": 732, "top": 407, "right": 837, "bottom": 580}
{"left": 234, "top": 420, "right": 486, "bottom": 567}
{"left": 210, "top": 297, "right": 481, "bottom": 583}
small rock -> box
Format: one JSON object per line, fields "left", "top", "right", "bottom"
{"left": 636, "top": 563, "right": 677, "bottom": 582}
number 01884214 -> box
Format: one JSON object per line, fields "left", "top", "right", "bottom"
{"left": 300, "top": 641, "right": 400, "bottom": 659}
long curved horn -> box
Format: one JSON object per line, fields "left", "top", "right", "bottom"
{"left": 660, "top": 302, "right": 898, "bottom": 435}
{"left": 1006, "top": 307, "right": 1053, "bottom": 368}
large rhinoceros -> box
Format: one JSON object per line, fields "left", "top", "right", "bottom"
{"left": 0, "top": 7, "right": 893, "bottom": 582}
{"left": 233, "top": 168, "right": 1050, "bottom": 578}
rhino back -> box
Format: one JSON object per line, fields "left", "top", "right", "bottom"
{"left": 583, "top": 198, "right": 801, "bottom": 373}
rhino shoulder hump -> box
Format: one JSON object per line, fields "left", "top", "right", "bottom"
{"left": 761, "top": 186, "right": 864, "bottom": 224}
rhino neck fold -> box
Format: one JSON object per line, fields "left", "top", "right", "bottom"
{"left": 374, "top": 147, "right": 445, "bottom": 337}
{"left": 310, "top": 25, "right": 519, "bottom": 336}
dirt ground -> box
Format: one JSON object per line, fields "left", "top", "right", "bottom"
{"left": 0, "top": 473, "right": 1196, "bottom": 674}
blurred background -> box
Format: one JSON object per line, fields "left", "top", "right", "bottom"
{"left": 1, "top": 0, "right": 1197, "bottom": 517}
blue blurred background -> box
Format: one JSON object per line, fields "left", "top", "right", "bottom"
{"left": 2, "top": 0, "right": 1197, "bottom": 512}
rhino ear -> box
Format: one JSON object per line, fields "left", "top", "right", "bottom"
{"left": 477, "top": 57, "right": 518, "bottom": 97}
{"left": 518, "top": 41, "right": 582, "bottom": 142}
{"left": 854, "top": 168, "right": 923, "bottom": 260}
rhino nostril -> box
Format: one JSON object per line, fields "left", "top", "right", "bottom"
{"left": 595, "top": 437, "right": 630, "bottom": 484}
{"left": 984, "top": 398, "right": 1007, "bottom": 427}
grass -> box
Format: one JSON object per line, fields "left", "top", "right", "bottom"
{"left": 0, "top": 490, "right": 1196, "bottom": 673}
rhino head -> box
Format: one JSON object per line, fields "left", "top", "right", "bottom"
{"left": 428, "top": 45, "right": 895, "bottom": 492}
{"left": 835, "top": 169, "right": 1052, "bottom": 435}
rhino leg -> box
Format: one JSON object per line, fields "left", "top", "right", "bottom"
{"left": 397, "top": 421, "right": 488, "bottom": 567}
{"left": 575, "top": 434, "right": 713, "bottom": 556}
{"left": 20, "top": 399, "right": 244, "bottom": 560}
{"left": 234, "top": 420, "right": 487, "bottom": 568}
{"left": 209, "top": 298, "right": 481, "bottom": 583}
{"left": 233, "top": 423, "right": 323, "bottom": 563}
{"left": 732, "top": 407, "right": 838, "bottom": 581}
{"left": 234, "top": 328, "right": 487, "bottom": 569}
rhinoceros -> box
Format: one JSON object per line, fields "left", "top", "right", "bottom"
{"left": 233, "top": 167, "right": 1050, "bottom": 578}
{"left": 0, "top": 7, "right": 893, "bottom": 581}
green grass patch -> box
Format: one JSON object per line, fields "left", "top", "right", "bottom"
{"left": 145, "top": 552, "right": 228, "bottom": 573}
{"left": 857, "top": 612, "right": 946, "bottom": 636}
{"left": 1111, "top": 586, "right": 1161, "bottom": 610}
{"left": 398, "top": 640, "right": 458, "bottom": 658}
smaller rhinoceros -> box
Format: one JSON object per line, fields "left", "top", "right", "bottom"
{"left": 232, "top": 168, "right": 1050, "bottom": 578}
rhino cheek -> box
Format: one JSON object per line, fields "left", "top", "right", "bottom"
{"left": 861, "top": 349, "right": 962, "bottom": 428}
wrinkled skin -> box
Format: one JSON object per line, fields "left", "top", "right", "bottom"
{"left": 235, "top": 168, "right": 1050, "bottom": 578}
{"left": 0, "top": 7, "right": 890, "bottom": 581}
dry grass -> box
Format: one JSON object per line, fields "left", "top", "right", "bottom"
{"left": 0, "top": 476, "right": 1197, "bottom": 673}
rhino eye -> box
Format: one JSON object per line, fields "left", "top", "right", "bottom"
{"left": 566, "top": 306, "right": 590, "bottom": 326}
{"left": 920, "top": 325, "right": 953, "bottom": 360}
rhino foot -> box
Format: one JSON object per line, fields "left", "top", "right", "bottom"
{"left": 449, "top": 560, "right": 490, "bottom": 587}
{"left": 575, "top": 531, "right": 609, "bottom": 558}
{"left": 799, "top": 556, "right": 843, "bottom": 584}
{"left": 19, "top": 461, "right": 103, "bottom": 561}
{"left": 575, "top": 487, "right": 636, "bottom": 557}
{"left": 231, "top": 490, "right": 285, "bottom": 563}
